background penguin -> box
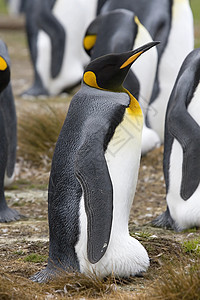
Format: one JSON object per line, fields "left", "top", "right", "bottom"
{"left": 147, "top": 0, "right": 194, "bottom": 142}
{"left": 152, "top": 48, "right": 200, "bottom": 232}
{"left": 84, "top": 8, "right": 160, "bottom": 155}
{"left": 100, "top": 0, "right": 194, "bottom": 143}
{"left": 0, "top": 40, "right": 19, "bottom": 222}
{"left": 30, "top": 41, "right": 158, "bottom": 283}
{"left": 6, "top": 0, "right": 26, "bottom": 15}
{"left": 22, "top": 0, "right": 105, "bottom": 97}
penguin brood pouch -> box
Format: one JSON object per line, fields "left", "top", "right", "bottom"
{"left": 31, "top": 42, "right": 159, "bottom": 283}
{"left": 0, "top": 40, "right": 19, "bottom": 223}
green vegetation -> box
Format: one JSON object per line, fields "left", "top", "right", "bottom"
{"left": 191, "top": 0, "right": 200, "bottom": 48}
{"left": 0, "top": 0, "right": 7, "bottom": 14}
{"left": 24, "top": 253, "right": 48, "bottom": 263}
{"left": 182, "top": 238, "right": 200, "bottom": 255}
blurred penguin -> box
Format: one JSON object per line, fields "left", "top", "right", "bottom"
{"left": 100, "top": 0, "right": 194, "bottom": 142}
{"left": 22, "top": 0, "right": 105, "bottom": 97}
{"left": 0, "top": 40, "right": 19, "bottom": 222}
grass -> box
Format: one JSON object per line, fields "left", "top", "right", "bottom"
{"left": 191, "top": 0, "right": 200, "bottom": 48}
{"left": 142, "top": 258, "right": 200, "bottom": 300}
{"left": 24, "top": 254, "right": 48, "bottom": 263}
{"left": 182, "top": 238, "right": 200, "bottom": 255}
{"left": 0, "top": 271, "right": 133, "bottom": 300}
{"left": 17, "top": 104, "right": 66, "bottom": 169}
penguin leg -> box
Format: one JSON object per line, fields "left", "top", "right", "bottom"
{"left": 0, "top": 110, "right": 20, "bottom": 222}
{"left": 21, "top": 71, "right": 49, "bottom": 97}
{"left": 151, "top": 206, "right": 180, "bottom": 231}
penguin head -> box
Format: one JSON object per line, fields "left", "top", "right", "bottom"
{"left": 83, "top": 41, "right": 159, "bottom": 92}
{"left": 0, "top": 55, "right": 10, "bottom": 93}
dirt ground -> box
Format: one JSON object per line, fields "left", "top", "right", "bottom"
{"left": 0, "top": 21, "right": 200, "bottom": 300}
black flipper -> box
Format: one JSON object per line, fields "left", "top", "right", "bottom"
{"left": 37, "top": 0, "right": 66, "bottom": 78}
{"left": 75, "top": 130, "right": 113, "bottom": 264}
{"left": 166, "top": 73, "right": 200, "bottom": 200}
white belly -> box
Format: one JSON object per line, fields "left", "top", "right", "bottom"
{"left": 75, "top": 109, "right": 149, "bottom": 277}
{"left": 36, "top": 0, "right": 97, "bottom": 95}
{"left": 167, "top": 84, "right": 200, "bottom": 230}
{"left": 132, "top": 19, "right": 160, "bottom": 154}
{"left": 148, "top": 0, "right": 194, "bottom": 142}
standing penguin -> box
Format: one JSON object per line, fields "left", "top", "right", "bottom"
{"left": 83, "top": 8, "right": 160, "bottom": 155}
{"left": 31, "top": 41, "right": 158, "bottom": 283}
{"left": 152, "top": 48, "right": 200, "bottom": 232}
{"left": 100, "top": 0, "right": 194, "bottom": 143}
{"left": 22, "top": 0, "right": 104, "bottom": 97}
{"left": 147, "top": 0, "right": 194, "bottom": 142}
{"left": 0, "top": 40, "right": 19, "bottom": 222}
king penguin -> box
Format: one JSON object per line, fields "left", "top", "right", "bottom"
{"left": 22, "top": 0, "right": 104, "bottom": 97}
{"left": 30, "top": 41, "right": 158, "bottom": 283}
{"left": 83, "top": 8, "right": 160, "bottom": 155}
{"left": 0, "top": 40, "right": 19, "bottom": 222}
{"left": 152, "top": 48, "right": 200, "bottom": 232}
{"left": 100, "top": 0, "right": 194, "bottom": 143}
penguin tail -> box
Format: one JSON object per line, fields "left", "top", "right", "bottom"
{"left": 151, "top": 207, "right": 180, "bottom": 232}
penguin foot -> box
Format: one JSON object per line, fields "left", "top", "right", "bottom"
{"left": 0, "top": 206, "right": 21, "bottom": 223}
{"left": 152, "top": 209, "right": 180, "bottom": 231}
{"left": 30, "top": 265, "right": 64, "bottom": 283}
{"left": 21, "top": 84, "right": 49, "bottom": 98}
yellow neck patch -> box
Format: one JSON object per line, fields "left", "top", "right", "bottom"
{"left": 84, "top": 35, "right": 97, "bottom": 51}
{"left": 83, "top": 71, "right": 100, "bottom": 89}
{"left": 0, "top": 57, "right": 7, "bottom": 71}
{"left": 120, "top": 51, "right": 143, "bottom": 69}
{"left": 124, "top": 88, "right": 143, "bottom": 119}
{"left": 134, "top": 16, "right": 140, "bottom": 26}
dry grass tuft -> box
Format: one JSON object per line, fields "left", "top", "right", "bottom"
{"left": 141, "top": 258, "right": 200, "bottom": 300}
{"left": 0, "top": 272, "right": 46, "bottom": 300}
{"left": 0, "top": 270, "right": 138, "bottom": 300}
{"left": 17, "top": 104, "right": 67, "bottom": 169}
{"left": 49, "top": 271, "right": 118, "bottom": 299}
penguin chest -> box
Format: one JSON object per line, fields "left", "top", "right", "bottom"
{"left": 105, "top": 106, "right": 143, "bottom": 232}
{"left": 167, "top": 83, "right": 200, "bottom": 229}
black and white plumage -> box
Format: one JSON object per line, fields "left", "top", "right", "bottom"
{"left": 0, "top": 40, "right": 18, "bottom": 223}
{"left": 30, "top": 42, "right": 158, "bottom": 283}
{"left": 153, "top": 48, "right": 200, "bottom": 231}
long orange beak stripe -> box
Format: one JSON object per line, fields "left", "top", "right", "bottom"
{"left": 120, "top": 51, "right": 143, "bottom": 69}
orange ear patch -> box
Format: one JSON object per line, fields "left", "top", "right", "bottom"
{"left": 0, "top": 57, "right": 7, "bottom": 71}
{"left": 84, "top": 35, "right": 97, "bottom": 51}
{"left": 83, "top": 71, "right": 100, "bottom": 89}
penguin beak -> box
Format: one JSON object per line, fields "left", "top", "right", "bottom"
{"left": 120, "top": 41, "right": 160, "bottom": 69}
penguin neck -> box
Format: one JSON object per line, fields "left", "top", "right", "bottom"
{"left": 83, "top": 78, "right": 143, "bottom": 118}
{"left": 123, "top": 88, "right": 143, "bottom": 120}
